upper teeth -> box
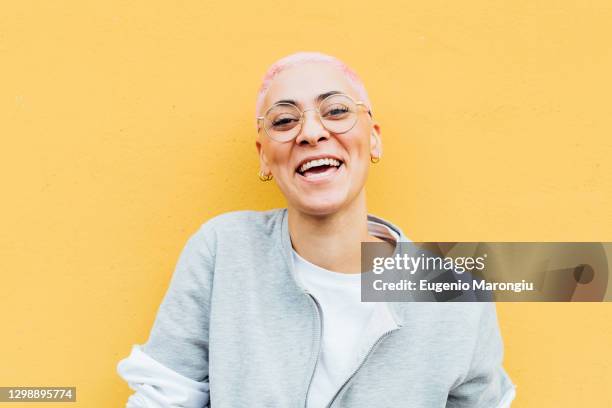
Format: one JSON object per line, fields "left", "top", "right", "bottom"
{"left": 299, "top": 158, "right": 341, "bottom": 173}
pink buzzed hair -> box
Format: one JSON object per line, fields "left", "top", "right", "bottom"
{"left": 254, "top": 51, "right": 372, "bottom": 126}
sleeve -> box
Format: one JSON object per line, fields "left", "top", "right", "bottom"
{"left": 116, "top": 224, "right": 215, "bottom": 408}
{"left": 446, "top": 303, "right": 516, "bottom": 408}
{"left": 117, "top": 345, "right": 210, "bottom": 408}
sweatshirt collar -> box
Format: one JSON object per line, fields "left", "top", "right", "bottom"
{"left": 278, "top": 208, "right": 406, "bottom": 329}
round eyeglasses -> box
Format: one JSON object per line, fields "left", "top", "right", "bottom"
{"left": 257, "top": 93, "right": 371, "bottom": 143}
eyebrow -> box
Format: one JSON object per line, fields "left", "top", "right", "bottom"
{"left": 272, "top": 90, "right": 343, "bottom": 107}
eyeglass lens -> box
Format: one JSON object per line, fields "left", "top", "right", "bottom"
{"left": 264, "top": 94, "right": 359, "bottom": 142}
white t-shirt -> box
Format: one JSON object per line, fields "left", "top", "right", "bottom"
{"left": 291, "top": 221, "right": 399, "bottom": 408}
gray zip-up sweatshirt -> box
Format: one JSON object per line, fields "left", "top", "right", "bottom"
{"left": 127, "top": 208, "right": 515, "bottom": 407}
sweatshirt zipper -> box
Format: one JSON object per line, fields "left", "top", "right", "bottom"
{"left": 324, "top": 328, "right": 398, "bottom": 408}
{"left": 304, "top": 293, "right": 323, "bottom": 408}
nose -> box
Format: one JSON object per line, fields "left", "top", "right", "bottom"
{"left": 295, "top": 109, "right": 330, "bottom": 146}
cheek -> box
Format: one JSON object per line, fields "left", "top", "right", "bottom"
{"left": 265, "top": 144, "right": 293, "bottom": 172}
{"left": 267, "top": 146, "right": 300, "bottom": 197}
{"left": 340, "top": 129, "right": 371, "bottom": 160}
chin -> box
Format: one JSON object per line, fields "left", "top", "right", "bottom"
{"left": 293, "top": 193, "right": 352, "bottom": 217}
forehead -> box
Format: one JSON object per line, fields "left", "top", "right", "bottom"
{"left": 262, "top": 62, "right": 359, "bottom": 110}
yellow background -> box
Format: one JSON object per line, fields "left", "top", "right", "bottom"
{"left": 1, "top": 1, "right": 611, "bottom": 406}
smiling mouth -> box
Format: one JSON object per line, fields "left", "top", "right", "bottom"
{"left": 296, "top": 157, "right": 344, "bottom": 179}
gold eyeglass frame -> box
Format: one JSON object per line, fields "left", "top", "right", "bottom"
{"left": 256, "top": 93, "right": 372, "bottom": 143}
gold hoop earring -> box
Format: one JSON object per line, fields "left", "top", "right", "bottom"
{"left": 370, "top": 156, "right": 380, "bottom": 164}
{"left": 258, "top": 170, "right": 273, "bottom": 181}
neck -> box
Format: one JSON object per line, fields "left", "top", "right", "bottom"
{"left": 288, "top": 190, "right": 381, "bottom": 273}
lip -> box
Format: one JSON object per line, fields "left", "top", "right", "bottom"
{"left": 295, "top": 162, "right": 344, "bottom": 184}
{"left": 294, "top": 154, "right": 344, "bottom": 174}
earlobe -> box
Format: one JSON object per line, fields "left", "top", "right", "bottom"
{"left": 256, "top": 140, "right": 271, "bottom": 174}
{"left": 370, "top": 126, "right": 383, "bottom": 160}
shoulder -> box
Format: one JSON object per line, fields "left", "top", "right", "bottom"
{"left": 198, "top": 208, "right": 284, "bottom": 234}
{"left": 170, "top": 208, "right": 287, "bottom": 282}
{"left": 189, "top": 208, "right": 286, "bottom": 251}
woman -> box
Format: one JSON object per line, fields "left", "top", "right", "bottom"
{"left": 117, "top": 51, "right": 516, "bottom": 407}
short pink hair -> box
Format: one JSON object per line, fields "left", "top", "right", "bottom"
{"left": 254, "top": 51, "right": 372, "bottom": 127}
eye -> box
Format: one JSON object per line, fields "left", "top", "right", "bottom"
{"left": 265, "top": 103, "right": 301, "bottom": 131}
{"left": 322, "top": 103, "right": 351, "bottom": 119}
{"left": 271, "top": 114, "right": 299, "bottom": 130}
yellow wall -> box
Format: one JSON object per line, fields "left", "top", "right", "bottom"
{"left": 1, "top": 1, "right": 611, "bottom": 406}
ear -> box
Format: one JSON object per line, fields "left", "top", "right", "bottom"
{"left": 369, "top": 123, "right": 382, "bottom": 160}
{"left": 255, "top": 139, "right": 271, "bottom": 174}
